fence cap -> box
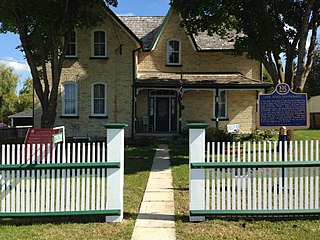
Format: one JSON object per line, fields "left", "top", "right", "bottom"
{"left": 187, "top": 123, "right": 209, "bottom": 129}
{"left": 103, "top": 123, "right": 128, "bottom": 129}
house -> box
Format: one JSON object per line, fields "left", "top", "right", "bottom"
{"left": 309, "top": 95, "right": 320, "bottom": 129}
{"left": 34, "top": 7, "right": 272, "bottom": 140}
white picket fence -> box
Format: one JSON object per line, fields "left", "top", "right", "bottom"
{"left": 188, "top": 124, "right": 320, "bottom": 221}
{"left": 0, "top": 124, "right": 125, "bottom": 222}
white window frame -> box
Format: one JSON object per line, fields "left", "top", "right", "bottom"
{"left": 65, "top": 30, "right": 77, "bottom": 57}
{"left": 92, "top": 30, "right": 107, "bottom": 57}
{"left": 62, "top": 82, "right": 78, "bottom": 116}
{"left": 213, "top": 90, "right": 228, "bottom": 119}
{"left": 91, "top": 82, "right": 107, "bottom": 116}
{"left": 167, "top": 39, "right": 181, "bottom": 65}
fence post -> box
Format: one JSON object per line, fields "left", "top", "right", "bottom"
{"left": 188, "top": 123, "right": 209, "bottom": 222}
{"left": 104, "top": 123, "right": 127, "bottom": 222}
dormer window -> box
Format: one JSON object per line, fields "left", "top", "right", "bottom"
{"left": 167, "top": 40, "right": 181, "bottom": 65}
{"left": 66, "top": 31, "right": 76, "bottom": 57}
{"left": 92, "top": 30, "right": 106, "bottom": 57}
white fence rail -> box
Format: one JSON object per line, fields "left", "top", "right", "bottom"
{"left": 188, "top": 124, "right": 320, "bottom": 221}
{"left": 0, "top": 124, "right": 125, "bottom": 222}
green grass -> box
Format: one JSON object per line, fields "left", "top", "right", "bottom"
{"left": 0, "top": 144, "right": 156, "bottom": 240}
{"left": 294, "top": 130, "right": 320, "bottom": 141}
{"left": 169, "top": 142, "right": 320, "bottom": 240}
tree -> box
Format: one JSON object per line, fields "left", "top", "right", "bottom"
{"left": 0, "top": 64, "right": 18, "bottom": 123}
{"left": 171, "top": 0, "right": 319, "bottom": 92}
{"left": 305, "top": 47, "right": 320, "bottom": 97}
{"left": 16, "top": 78, "right": 33, "bottom": 112}
{"left": 0, "top": 0, "right": 117, "bottom": 128}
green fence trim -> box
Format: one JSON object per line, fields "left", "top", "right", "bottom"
{"left": 0, "top": 162, "right": 120, "bottom": 171}
{"left": 190, "top": 209, "right": 320, "bottom": 216}
{"left": 103, "top": 123, "right": 128, "bottom": 129}
{"left": 191, "top": 161, "right": 320, "bottom": 169}
{"left": 187, "top": 123, "right": 209, "bottom": 129}
{"left": 0, "top": 209, "right": 121, "bottom": 218}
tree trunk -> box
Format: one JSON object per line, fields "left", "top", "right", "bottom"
{"left": 41, "top": 103, "right": 57, "bottom": 128}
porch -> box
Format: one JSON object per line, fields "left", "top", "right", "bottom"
{"left": 132, "top": 71, "right": 272, "bottom": 137}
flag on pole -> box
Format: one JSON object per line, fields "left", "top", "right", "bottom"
{"left": 178, "top": 73, "right": 183, "bottom": 104}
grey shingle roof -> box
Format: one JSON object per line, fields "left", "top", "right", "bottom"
{"left": 119, "top": 16, "right": 164, "bottom": 50}
{"left": 193, "top": 31, "right": 240, "bottom": 50}
{"left": 8, "top": 109, "right": 33, "bottom": 118}
{"left": 118, "top": 16, "right": 238, "bottom": 50}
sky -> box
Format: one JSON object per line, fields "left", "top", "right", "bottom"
{"left": 0, "top": 0, "right": 171, "bottom": 91}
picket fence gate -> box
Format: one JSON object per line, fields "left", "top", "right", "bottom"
{"left": 188, "top": 124, "right": 320, "bottom": 221}
{"left": 0, "top": 124, "right": 126, "bottom": 222}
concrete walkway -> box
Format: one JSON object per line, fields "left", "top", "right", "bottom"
{"left": 131, "top": 144, "right": 176, "bottom": 240}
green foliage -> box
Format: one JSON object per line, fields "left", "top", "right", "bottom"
{"left": 171, "top": 0, "right": 319, "bottom": 90}
{"left": 233, "top": 129, "right": 278, "bottom": 142}
{"left": 205, "top": 127, "right": 232, "bottom": 142}
{"left": 16, "top": 78, "right": 33, "bottom": 112}
{"left": 305, "top": 48, "right": 320, "bottom": 97}
{"left": 263, "top": 69, "right": 274, "bottom": 94}
{"left": 0, "top": 64, "right": 18, "bottom": 123}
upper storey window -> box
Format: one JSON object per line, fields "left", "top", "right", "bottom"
{"left": 92, "top": 30, "right": 106, "bottom": 57}
{"left": 66, "top": 31, "right": 76, "bottom": 57}
{"left": 167, "top": 40, "right": 181, "bottom": 65}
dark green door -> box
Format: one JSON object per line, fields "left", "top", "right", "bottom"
{"left": 156, "top": 97, "right": 169, "bottom": 132}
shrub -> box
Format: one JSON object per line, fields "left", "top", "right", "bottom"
{"left": 205, "top": 127, "right": 232, "bottom": 142}
{"left": 233, "top": 129, "right": 277, "bottom": 142}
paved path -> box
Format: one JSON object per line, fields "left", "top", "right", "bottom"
{"left": 131, "top": 144, "right": 176, "bottom": 240}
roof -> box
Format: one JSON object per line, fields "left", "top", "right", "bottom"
{"left": 192, "top": 31, "right": 240, "bottom": 50}
{"left": 105, "top": 8, "right": 141, "bottom": 47}
{"left": 118, "top": 16, "right": 164, "bottom": 50}
{"left": 8, "top": 109, "right": 33, "bottom": 118}
{"left": 118, "top": 13, "right": 239, "bottom": 51}
{"left": 134, "top": 72, "right": 272, "bottom": 89}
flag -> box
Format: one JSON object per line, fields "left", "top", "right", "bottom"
{"left": 178, "top": 74, "right": 183, "bottom": 104}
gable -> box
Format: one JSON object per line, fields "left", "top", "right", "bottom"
{"left": 118, "top": 8, "right": 238, "bottom": 51}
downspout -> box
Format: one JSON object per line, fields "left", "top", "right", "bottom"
{"left": 215, "top": 88, "right": 219, "bottom": 129}
{"left": 132, "top": 47, "right": 142, "bottom": 138}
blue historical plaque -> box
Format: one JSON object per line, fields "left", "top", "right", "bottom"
{"left": 258, "top": 83, "right": 309, "bottom": 128}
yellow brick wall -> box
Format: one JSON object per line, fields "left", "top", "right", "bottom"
{"left": 34, "top": 14, "right": 138, "bottom": 139}
{"left": 138, "top": 11, "right": 261, "bottom": 80}
{"left": 179, "top": 90, "right": 257, "bottom": 133}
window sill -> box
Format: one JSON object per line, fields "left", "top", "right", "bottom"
{"left": 211, "top": 118, "right": 229, "bottom": 121}
{"left": 60, "top": 115, "right": 79, "bottom": 119}
{"left": 65, "top": 56, "right": 78, "bottom": 60}
{"left": 89, "top": 115, "right": 109, "bottom": 119}
{"left": 89, "top": 57, "right": 109, "bottom": 60}
{"left": 166, "top": 64, "right": 183, "bottom": 67}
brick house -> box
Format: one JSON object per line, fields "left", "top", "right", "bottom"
{"left": 34, "top": 7, "right": 272, "bottom": 140}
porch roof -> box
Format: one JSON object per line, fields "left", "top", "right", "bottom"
{"left": 134, "top": 72, "right": 273, "bottom": 89}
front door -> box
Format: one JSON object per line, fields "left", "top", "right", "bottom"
{"left": 156, "top": 97, "right": 169, "bottom": 132}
